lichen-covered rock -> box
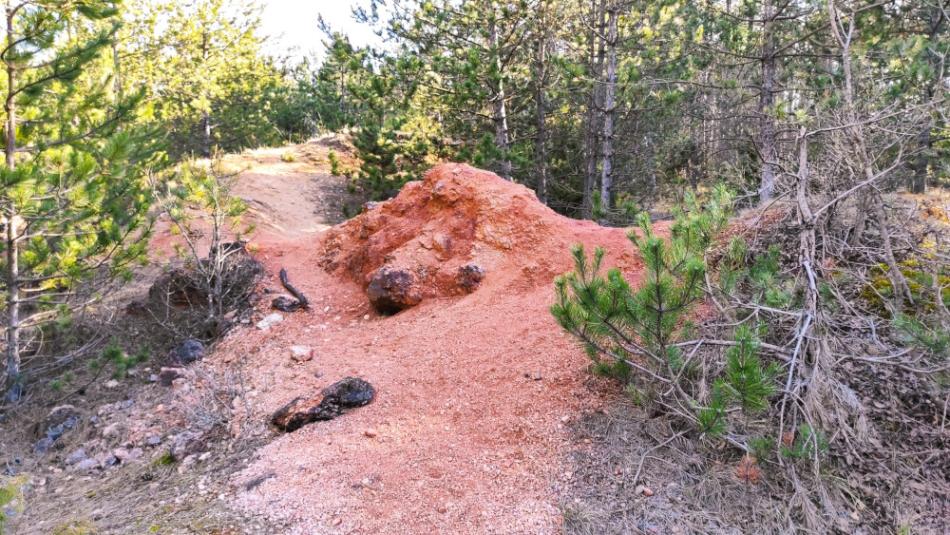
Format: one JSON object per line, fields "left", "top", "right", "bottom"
{"left": 271, "top": 377, "right": 376, "bottom": 432}
{"left": 366, "top": 267, "right": 422, "bottom": 314}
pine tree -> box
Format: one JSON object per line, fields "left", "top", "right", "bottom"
{"left": 119, "top": 0, "right": 286, "bottom": 156}
{"left": 552, "top": 186, "right": 732, "bottom": 382}
{"left": 1, "top": 1, "right": 155, "bottom": 401}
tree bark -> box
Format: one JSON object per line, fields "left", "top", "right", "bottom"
{"left": 582, "top": 0, "right": 606, "bottom": 218}
{"left": 757, "top": 0, "right": 778, "bottom": 203}
{"left": 599, "top": 1, "right": 619, "bottom": 216}
{"left": 533, "top": 22, "right": 549, "bottom": 203}
{"left": 3, "top": 2, "right": 20, "bottom": 399}
{"left": 488, "top": 14, "right": 512, "bottom": 180}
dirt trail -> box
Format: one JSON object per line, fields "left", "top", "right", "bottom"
{"left": 224, "top": 139, "right": 354, "bottom": 241}
{"left": 196, "top": 156, "right": 654, "bottom": 533}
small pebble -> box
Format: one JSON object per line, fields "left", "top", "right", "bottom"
{"left": 634, "top": 485, "right": 654, "bottom": 497}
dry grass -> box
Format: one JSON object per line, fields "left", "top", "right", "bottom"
{"left": 561, "top": 398, "right": 790, "bottom": 535}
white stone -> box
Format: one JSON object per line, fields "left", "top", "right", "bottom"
{"left": 256, "top": 313, "right": 284, "bottom": 330}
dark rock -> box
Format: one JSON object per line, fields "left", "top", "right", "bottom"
{"left": 271, "top": 295, "right": 303, "bottom": 312}
{"left": 34, "top": 405, "right": 81, "bottom": 454}
{"left": 366, "top": 267, "right": 421, "bottom": 314}
{"left": 169, "top": 339, "right": 205, "bottom": 365}
{"left": 158, "top": 367, "right": 186, "bottom": 387}
{"left": 272, "top": 268, "right": 309, "bottom": 312}
{"left": 272, "top": 377, "right": 376, "bottom": 432}
{"left": 456, "top": 263, "right": 486, "bottom": 293}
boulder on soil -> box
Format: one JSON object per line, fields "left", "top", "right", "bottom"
{"left": 456, "top": 263, "right": 486, "bottom": 292}
{"left": 366, "top": 267, "right": 422, "bottom": 314}
{"left": 169, "top": 339, "right": 205, "bottom": 365}
{"left": 271, "top": 377, "right": 376, "bottom": 432}
{"left": 34, "top": 405, "right": 81, "bottom": 454}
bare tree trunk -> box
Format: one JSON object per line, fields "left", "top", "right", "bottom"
{"left": 757, "top": 0, "right": 778, "bottom": 203}
{"left": 3, "top": 3, "right": 20, "bottom": 399}
{"left": 533, "top": 26, "right": 549, "bottom": 203}
{"left": 488, "top": 14, "right": 512, "bottom": 180}
{"left": 582, "top": 0, "right": 606, "bottom": 218}
{"left": 599, "top": 1, "right": 619, "bottom": 216}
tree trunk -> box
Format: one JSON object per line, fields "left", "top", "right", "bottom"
{"left": 910, "top": 7, "right": 945, "bottom": 194}
{"left": 581, "top": 0, "right": 606, "bottom": 218}
{"left": 202, "top": 111, "right": 212, "bottom": 157}
{"left": 3, "top": 3, "right": 20, "bottom": 399}
{"left": 757, "top": 0, "right": 778, "bottom": 203}
{"left": 488, "top": 15, "right": 512, "bottom": 180}
{"left": 533, "top": 28, "right": 549, "bottom": 203}
{"left": 909, "top": 127, "right": 930, "bottom": 194}
{"left": 599, "top": 1, "right": 619, "bottom": 216}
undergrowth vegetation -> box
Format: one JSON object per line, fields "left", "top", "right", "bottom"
{"left": 554, "top": 184, "right": 950, "bottom": 532}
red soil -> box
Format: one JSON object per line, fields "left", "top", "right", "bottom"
{"left": 213, "top": 163, "right": 660, "bottom": 533}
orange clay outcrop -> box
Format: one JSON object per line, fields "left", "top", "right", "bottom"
{"left": 319, "top": 163, "right": 603, "bottom": 301}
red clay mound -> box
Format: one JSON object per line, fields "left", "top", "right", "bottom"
{"left": 221, "top": 162, "right": 664, "bottom": 533}
{"left": 319, "top": 163, "right": 613, "bottom": 306}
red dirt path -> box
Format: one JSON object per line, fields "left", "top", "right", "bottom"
{"left": 202, "top": 161, "right": 657, "bottom": 533}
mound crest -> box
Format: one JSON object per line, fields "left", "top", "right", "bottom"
{"left": 318, "top": 163, "right": 574, "bottom": 311}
